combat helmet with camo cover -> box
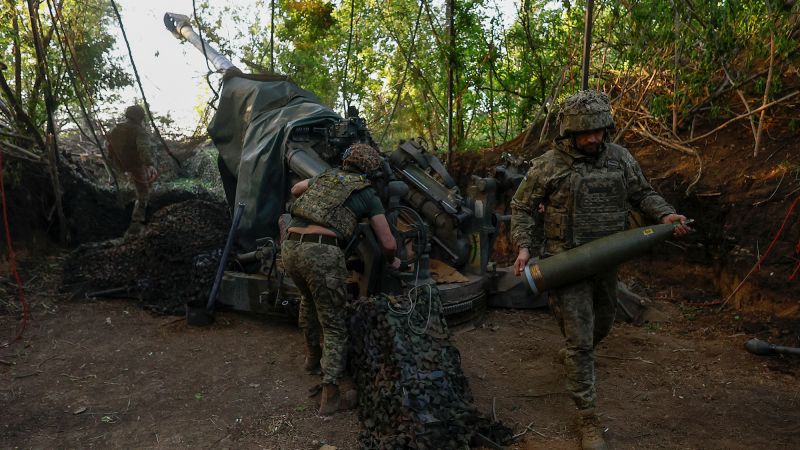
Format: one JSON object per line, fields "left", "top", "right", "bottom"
{"left": 342, "top": 143, "right": 382, "bottom": 175}
{"left": 125, "top": 104, "right": 146, "bottom": 123}
{"left": 557, "top": 90, "right": 615, "bottom": 137}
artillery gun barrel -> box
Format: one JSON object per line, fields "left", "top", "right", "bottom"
{"left": 285, "top": 146, "right": 330, "bottom": 179}
{"left": 163, "top": 12, "right": 235, "bottom": 72}
{"left": 524, "top": 223, "right": 681, "bottom": 295}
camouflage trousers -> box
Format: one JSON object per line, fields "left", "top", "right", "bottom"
{"left": 130, "top": 175, "right": 149, "bottom": 225}
{"left": 549, "top": 268, "right": 617, "bottom": 410}
{"left": 282, "top": 240, "right": 349, "bottom": 385}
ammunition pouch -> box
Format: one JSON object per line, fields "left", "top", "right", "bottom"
{"left": 544, "top": 207, "right": 569, "bottom": 242}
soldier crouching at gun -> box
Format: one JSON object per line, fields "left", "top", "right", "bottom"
{"left": 282, "top": 144, "right": 402, "bottom": 416}
{"left": 510, "top": 90, "right": 690, "bottom": 450}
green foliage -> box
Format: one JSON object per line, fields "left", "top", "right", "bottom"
{"left": 60, "top": 0, "right": 800, "bottom": 153}
{"left": 176, "top": 0, "right": 799, "bottom": 152}
{"left": 0, "top": 0, "right": 131, "bottom": 136}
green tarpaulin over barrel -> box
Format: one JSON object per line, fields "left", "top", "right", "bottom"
{"left": 207, "top": 73, "right": 341, "bottom": 250}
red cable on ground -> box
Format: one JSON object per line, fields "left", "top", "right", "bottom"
{"left": 754, "top": 194, "right": 800, "bottom": 272}
{"left": 789, "top": 262, "right": 800, "bottom": 282}
{"left": 792, "top": 238, "right": 800, "bottom": 282}
{"left": 0, "top": 146, "right": 29, "bottom": 339}
{"left": 719, "top": 194, "right": 800, "bottom": 309}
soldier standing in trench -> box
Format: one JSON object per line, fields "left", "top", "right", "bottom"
{"left": 107, "top": 105, "right": 158, "bottom": 237}
{"left": 282, "top": 143, "right": 401, "bottom": 416}
{"left": 510, "top": 90, "right": 690, "bottom": 450}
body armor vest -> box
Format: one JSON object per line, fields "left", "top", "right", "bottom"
{"left": 290, "top": 169, "right": 369, "bottom": 239}
{"left": 543, "top": 149, "right": 629, "bottom": 251}
{"left": 570, "top": 167, "right": 628, "bottom": 245}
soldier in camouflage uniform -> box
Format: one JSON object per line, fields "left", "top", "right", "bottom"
{"left": 282, "top": 143, "right": 401, "bottom": 416}
{"left": 107, "top": 105, "right": 158, "bottom": 237}
{"left": 510, "top": 90, "right": 689, "bottom": 450}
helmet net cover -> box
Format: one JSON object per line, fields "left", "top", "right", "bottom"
{"left": 557, "top": 90, "right": 615, "bottom": 137}
{"left": 125, "top": 105, "right": 146, "bottom": 123}
{"left": 342, "top": 143, "right": 382, "bottom": 174}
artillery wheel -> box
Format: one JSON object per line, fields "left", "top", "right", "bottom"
{"left": 438, "top": 273, "right": 488, "bottom": 327}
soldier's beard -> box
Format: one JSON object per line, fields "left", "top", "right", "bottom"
{"left": 577, "top": 143, "right": 601, "bottom": 155}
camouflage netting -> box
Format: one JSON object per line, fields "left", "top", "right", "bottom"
{"left": 53, "top": 138, "right": 225, "bottom": 244}
{"left": 163, "top": 142, "right": 226, "bottom": 200}
{"left": 349, "top": 287, "right": 512, "bottom": 449}
{"left": 62, "top": 199, "right": 229, "bottom": 314}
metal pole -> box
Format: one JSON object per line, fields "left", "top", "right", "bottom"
{"left": 446, "top": 0, "right": 454, "bottom": 166}
{"left": 581, "top": 0, "right": 595, "bottom": 91}
{"left": 270, "top": 0, "right": 275, "bottom": 72}
{"left": 207, "top": 203, "right": 246, "bottom": 311}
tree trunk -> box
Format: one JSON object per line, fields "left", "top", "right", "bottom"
{"left": 10, "top": 1, "right": 22, "bottom": 102}
{"left": 26, "top": 0, "right": 68, "bottom": 243}
{"left": 672, "top": 1, "right": 680, "bottom": 136}
{"left": 0, "top": 69, "right": 46, "bottom": 150}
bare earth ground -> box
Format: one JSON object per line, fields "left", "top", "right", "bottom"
{"left": 2, "top": 261, "right": 799, "bottom": 450}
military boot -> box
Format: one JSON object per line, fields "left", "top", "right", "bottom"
{"left": 577, "top": 409, "right": 609, "bottom": 450}
{"left": 304, "top": 344, "right": 322, "bottom": 374}
{"left": 318, "top": 383, "right": 341, "bottom": 416}
{"left": 124, "top": 221, "right": 145, "bottom": 239}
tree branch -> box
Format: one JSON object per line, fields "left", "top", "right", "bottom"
{"left": 0, "top": 64, "right": 46, "bottom": 149}
{"left": 683, "top": 90, "right": 799, "bottom": 145}
{"left": 753, "top": 23, "right": 776, "bottom": 157}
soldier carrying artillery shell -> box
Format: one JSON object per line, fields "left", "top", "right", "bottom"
{"left": 510, "top": 90, "right": 690, "bottom": 450}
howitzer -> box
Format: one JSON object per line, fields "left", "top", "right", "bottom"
{"left": 163, "top": 12, "right": 530, "bottom": 323}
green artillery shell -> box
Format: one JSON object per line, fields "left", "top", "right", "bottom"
{"left": 524, "top": 222, "right": 679, "bottom": 295}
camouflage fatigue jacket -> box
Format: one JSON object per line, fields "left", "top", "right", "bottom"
{"left": 510, "top": 140, "right": 675, "bottom": 255}
{"left": 108, "top": 119, "right": 153, "bottom": 173}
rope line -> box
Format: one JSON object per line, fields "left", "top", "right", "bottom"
{"left": 192, "top": 0, "right": 220, "bottom": 107}
{"left": 0, "top": 145, "right": 28, "bottom": 340}
{"left": 340, "top": 0, "right": 356, "bottom": 112}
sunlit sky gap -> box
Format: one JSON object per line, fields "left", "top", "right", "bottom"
{"left": 109, "top": 0, "right": 523, "bottom": 133}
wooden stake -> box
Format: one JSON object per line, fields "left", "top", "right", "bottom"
{"left": 754, "top": 28, "right": 776, "bottom": 157}
{"left": 722, "top": 65, "right": 757, "bottom": 141}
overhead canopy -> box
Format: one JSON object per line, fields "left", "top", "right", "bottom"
{"left": 207, "top": 72, "right": 341, "bottom": 250}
